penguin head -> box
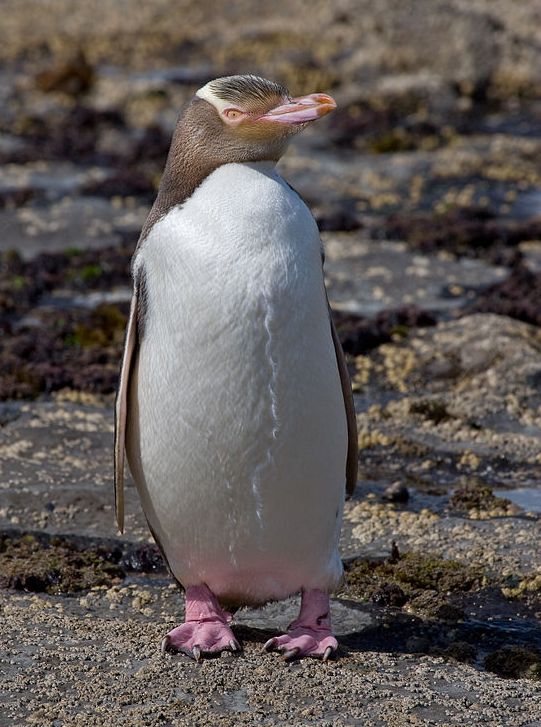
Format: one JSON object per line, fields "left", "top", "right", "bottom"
{"left": 177, "top": 74, "right": 336, "bottom": 164}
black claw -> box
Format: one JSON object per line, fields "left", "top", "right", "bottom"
{"left": 264, "top": 637, "right": 278, "bottom": 652}
{"left": 282, "top": 647, "right": 300, "bottom": 662}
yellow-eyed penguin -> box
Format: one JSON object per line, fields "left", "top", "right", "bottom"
{"left": 114, "top": 74, "right": 358, "bottom": 661}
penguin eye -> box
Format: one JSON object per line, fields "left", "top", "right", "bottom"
{"left": 223, "top": 108, "right": 243, "bottom": 120}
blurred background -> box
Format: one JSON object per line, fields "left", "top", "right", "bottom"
{"left": 1, "top": 0, "right": 540, "bottom": 401}
{"left": 1, "top": 1, "right": 541, "bottom": 710}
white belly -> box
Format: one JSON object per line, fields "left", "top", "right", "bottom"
{"left": 127, "top": 162, "right": 347, "bottom": 604}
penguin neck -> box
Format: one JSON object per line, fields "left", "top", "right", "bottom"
{"left": 139, "top": 130, "right": 218, "bottom": 243}
{"left": 138, "top": 104, "right": 284, "bottom": 244}
{"left": 242, "top": 160, "right": 277, "bottom": 172}
{"left": 140, "top": 156, "right": 280, "bottom": 243}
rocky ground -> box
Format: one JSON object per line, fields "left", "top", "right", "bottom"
{"left": 1, "top": 1, "right": 541, "bottom": 725}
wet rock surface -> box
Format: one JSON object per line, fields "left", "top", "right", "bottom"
{"left": 1, "top": 0, "right": 541, "bottom": 724}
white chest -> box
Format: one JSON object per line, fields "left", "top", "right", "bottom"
{"left": 127, "top": 162, "right": 347, "bottom": 602}
{"left": 134, "top": 161, "right": 322, "bottom": 308}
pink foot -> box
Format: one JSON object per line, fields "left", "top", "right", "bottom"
{"left": 264, "top": 589, "right": 338, "bottom": 661}
{"left": 161, "top": 584, "right": 240, "bottom": 660}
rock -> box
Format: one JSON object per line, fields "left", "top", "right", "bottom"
{"left": 80, "top": 168, "right": 155, "bottom": 200}
{"left": 354, "top": 314, "right": 541, "bottom": 484}
{"left": 343, "top": 1, "right": 500, "bottom": 92}
{"left": 484, "top": 646, "right": 541, "bottom": 680}
{"left": 473, "top": 263, "right": 541, "bottom": 327}
{"left": 450, "top": 480, "right": 516, "bottom": 516}
{"left": 406, "top": 635, "right": 431, "bottom": 653}
{"left": 409, "top": 399, "right": 451, "bottom": 425}
{"left": 409, "top": 592, "right": 466, "bottom": 621}
{"left": 443, "top": 641, "right": 477, "bottom": 663}
{"left": 370, "top": 582, "right": 408, "bottom": 607}
{"left": 323, "top": 235, "right": 507, "bottom": 317}
{"left": 328, "top": 73, "right": 459, "bottom": 152}
{"left": 333, "top": 306, "right": 436, "bottom": 356}
{"left": 313, "top": 198, "right": 362, "bottom": 232}
{"left": 383, "top": 208, "right": 541, "bottom": 264}
{"left": 35, "top": 50, "right": 95, "bottom": 96}
{"left": 382, "top": 482, "right": 410, "bottom": 503}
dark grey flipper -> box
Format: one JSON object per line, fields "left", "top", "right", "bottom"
{"left": 114, "top": 284, "right": 140, "bottom": 533}
{"left": 328, "top": 305, "right": 358, "bottom": 497}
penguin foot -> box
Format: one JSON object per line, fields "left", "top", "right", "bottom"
{"left": 161, "top": 584, "right": 240, "bottom": 660}
{"left": 264, "top": 588, "right": 338, "bottom": 661}
{"left": 161, "top": 621, "right": 239, "bottom": 660}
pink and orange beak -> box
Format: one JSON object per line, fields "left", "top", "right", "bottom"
{"left": 259, "top": 93, "right": 337, "bottom": 125}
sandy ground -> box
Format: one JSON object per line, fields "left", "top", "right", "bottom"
{"left": 2, "top": 587, "right": 541, "bottom": 727}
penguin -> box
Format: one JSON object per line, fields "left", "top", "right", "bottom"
{"left": 114, "top": 75, "right": 358, "bottom": 662}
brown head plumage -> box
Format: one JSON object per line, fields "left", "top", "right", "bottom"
{"left": 139, "top": 74, "right": 336, "bottom": 240}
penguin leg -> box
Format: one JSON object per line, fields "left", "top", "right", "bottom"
{"left": 264, "top": 588, "right": 338, "bottom": 661}
{"left": 161, "top": 584, "right": 240, "bottom": 660}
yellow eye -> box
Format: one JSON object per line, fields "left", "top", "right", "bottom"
{"left": 224, "top": 108, "right": 242, "bottom": 120}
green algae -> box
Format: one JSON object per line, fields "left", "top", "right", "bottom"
{"left": 9, "top": 275, "right": 27, "bottom": 291}
{"left": 66, "top": 263, "right": 103, "bottom": 284}
{"left": 64, "top": 303, "right": 126, "bottom": 348}
{"left": 343, "top": 550, "right": 483, "bottom": 618}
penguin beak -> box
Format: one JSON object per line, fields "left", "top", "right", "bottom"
{"left": 259, "top": 93, "right": 337, "bottom": 125}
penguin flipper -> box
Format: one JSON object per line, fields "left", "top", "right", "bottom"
{"left": 321, "top": 247, "right": 358, "bottom": 497}
{"left": 328, "top": 304, "right": 358, "bottom": 497}
{"left": 114, "top": 288, "right": 139, "bottom": 533}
